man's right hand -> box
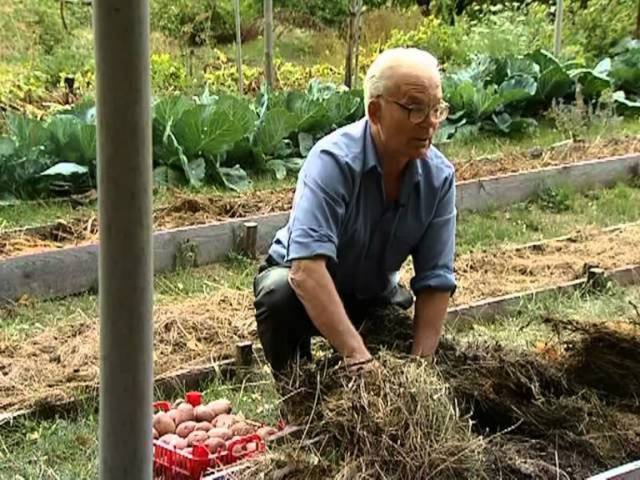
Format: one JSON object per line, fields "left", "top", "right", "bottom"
{"left": 344, "top": 353, "right": 380, "bottom": 375}
{"left": 289, "top": 257, "right": 372, "bottom": 368}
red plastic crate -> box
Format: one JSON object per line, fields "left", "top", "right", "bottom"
{"left": 152, "top": 392, "right": 268, "bottom": 480}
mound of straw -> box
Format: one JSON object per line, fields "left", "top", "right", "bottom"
{"left": 248, "top": 353, "right": 487, "bottom": 480}
{"left": 244, "top": 318, "right": 640, "bottom": 480}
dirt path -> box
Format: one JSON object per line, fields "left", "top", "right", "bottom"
{"left": 2, "top": 135, "right": 639, "bottom": 259}
{"left": 1, "top": 224, "right": 639, "bottom": 413}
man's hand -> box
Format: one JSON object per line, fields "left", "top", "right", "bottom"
{"left": 411, "top": 289, "right": 450, "bottom": 359}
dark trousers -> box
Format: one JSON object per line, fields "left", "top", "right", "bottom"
{"left": 253, "top": 257, "right": 414, "bottom": 372}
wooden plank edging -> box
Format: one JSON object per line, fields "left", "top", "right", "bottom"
{"left": 1, "top": 154, "right": 639, "bottom": 304}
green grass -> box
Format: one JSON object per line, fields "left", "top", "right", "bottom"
{"left": 0, "top": 175, "right": 296, "bottom": 232}
{"left": 220, "top": 28, "right": 344, "bottom": 68}
{"left": 457, "top": 182, "right": 640, "bottom": 253}
{"left": 449, "top": 284, "right": 640, "bottom": 351}
{"left": 0, "top": 201, "right": 95, "bottom": 231}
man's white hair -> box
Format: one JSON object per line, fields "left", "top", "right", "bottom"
{"left": 363, "top": 48, "right": 440, "bottom": 115}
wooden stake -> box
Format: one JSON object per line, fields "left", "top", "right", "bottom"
{"left": 242, "top": 221, "right": 258, "bottom": 258}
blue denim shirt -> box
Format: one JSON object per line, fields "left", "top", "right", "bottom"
{"left": 268, "top": 118, "right": 456, "bottom": 300}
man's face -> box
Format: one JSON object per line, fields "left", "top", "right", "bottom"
{"left": 370, "top": 67, "right": 444, "bottom": 160}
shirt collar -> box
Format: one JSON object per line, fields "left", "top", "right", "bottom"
{"left": 363, "top": 119, "right": 382, "bottom": 173}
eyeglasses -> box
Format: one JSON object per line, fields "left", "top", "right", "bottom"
{"left": 384, "top": 97, "right": 450, "bottom": 124}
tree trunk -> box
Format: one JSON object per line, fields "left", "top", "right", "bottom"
{"left": 352, "top": 0, "right": 363, "bottom": 89}
{"left": 344, "top": 0, "right": 357, "bottom": 88}
{"left": 554, "top": 0, "right": 563, "bottom": 57}
{"left": 264, "top": 0, "right": 274, "bottom": 89}
{"left": 636, "top": 0, "right": 640, "bottom": 39}
{"left": 234, "top": 0, "right": 244, "bottom": 94}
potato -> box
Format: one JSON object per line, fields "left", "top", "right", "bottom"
{"left": 159, "top": 433, "right": 179, "bottom": 444}
{"left": 204, "top": 437, "right": 226, "bottom": 454}
{"left": 208, "top": 427, "right": 232, "bottom": 440}
{"left": 186, "top": 430, "right": 209, "bottom": 446}
{"left": 153, "top": 428, "right": 159, "bottom": 440}
{"left": 153, "top": 412, "right": 176, "bottom": 436}
{"left": 208, "top": 399, "right": 232, "bottom": 416}
{"left": 245, "top": 442, "right": 258, "bottom": 453}
{"left": 194, "top": 421, "right": 212, "bottom": 432}
{"left": 194, "top": 405, "right": 216, "bottom": 423}
{"left": 173, "top": 399, "right": 186, "bottom": 408}
{"left": 175, "top": 403, "right": 195, "bottom": 424}
{"left": 230, "top": 422, "right": 255, "bottom": 437}
{"left": 256, "top": 426, "right": 278, "bottom": 440}
{"left": 167, "top": 409, "right": 178, "bottom": 423}
{"left": 159, "top": 433, "right": 188, "bottom": 450}
{"left": 175, "top": 421, "right": 197, "bottom": 438}
{"left": 213, "top": 413, "right": 237, "bottom": 429}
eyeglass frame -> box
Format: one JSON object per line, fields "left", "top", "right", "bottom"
{"left": 379, "top": 96, "right": 450, "bottom": 124}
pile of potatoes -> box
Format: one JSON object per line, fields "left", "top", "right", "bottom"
{"left": 152, "top": 398, "right": 278, "bottom": 457}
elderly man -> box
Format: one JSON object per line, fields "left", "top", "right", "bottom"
{"left": 253, "top": 47, "right": 456, "bottom": 374}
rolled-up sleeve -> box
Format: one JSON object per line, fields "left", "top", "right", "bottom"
{"left": 410, "top": 171, "right": 457, "bottom": 295}
{"left": 285, "top": 149, "right": 351, "bottom": 263}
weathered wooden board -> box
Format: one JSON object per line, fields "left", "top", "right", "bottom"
{"left": 447, "top": 264, "right": 640, "bottom": 327}
{"left": 456, "top": 153, "right": 640, "bottom": 212}
{"left": 1, "top": 154, "right": 639, "bottom": 303}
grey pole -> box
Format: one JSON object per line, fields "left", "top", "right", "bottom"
{"left": 94, "top": 0, "right": 154, "bottom": 478}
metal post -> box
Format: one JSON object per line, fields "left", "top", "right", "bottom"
{"left": 554, "top": 0, "right": 563, "bottom": 57}
{"left": 264, "top": 0, "right": 274, "bottom": 89}
{"left": 94, "top": 0, "right": 153, "bottom": 478}
{"left": 234, "top": 0, "right": 244, "bottom": 94}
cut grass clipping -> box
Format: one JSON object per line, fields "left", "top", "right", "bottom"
{"left": 243, "top": 318, "right": 640, "bottom": 480}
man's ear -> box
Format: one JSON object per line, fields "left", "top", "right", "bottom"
{"left": 367, "top": 98, "right": 381, "bottom": 124}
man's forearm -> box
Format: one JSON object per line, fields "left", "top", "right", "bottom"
{"left": 289, "top": 259, "right": 370, "bottom": 361}
{"left": 412, "top": 289, "right": 450, "bottom": 357}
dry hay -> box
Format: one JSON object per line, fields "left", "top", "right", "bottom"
{"left": 243, "top": 320, "right": 640, "bottom": 480}
{"left": 398, "top": 224, "right": 640, "bottom": 306}
{"left": 0, "top": 288, "right": 254, "bottom": 412}
{"left": 0, "top": 217, "right": 98, "bottom": 258}
{"left": 152, "top": 188, "right": 295, "bottom": 230}
{"left": 0, "top": 187, "right": 294, "bottom": 258}
{"left": 245, "top": 353, "right": 487, "bottom": 480}
{"left": 453, "top": 135, "right": 640, "bottom": 181}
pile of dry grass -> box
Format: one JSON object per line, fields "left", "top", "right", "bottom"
{"left": 246, "top": 353, "right": 487, "bottom": 480}
{"left": 244, "top": 319, "right": 640, "bottom": 480}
